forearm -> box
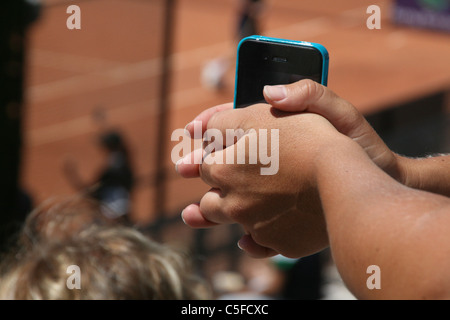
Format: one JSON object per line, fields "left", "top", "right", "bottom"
{"left": 397, "top": 154, "right": 450, "bottom": 197}
{"left": 316, "top": 138, "right": 450, "bottom": 299}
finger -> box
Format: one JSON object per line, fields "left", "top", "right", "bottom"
{"left": 198, "top": 188, "right": 234, "bottom": 224}
{"left": 237, "top": 234, "right": 278, "bottom": 259}
{"left": 263, "top": 79, "right": 364, "bottom": 136}
{"left": 206, "top": 103, "right": 266, "bottom": 134}
{"left": 185, "top": 103, "right": 233, "bottom": 137}
{"left": 175, "top": 148, "right": 204, "bottom": 178}
{"left": 198, "top": 150, "right": 227, "bottom": 190}
{"left": 198, "top": 103, "right": 275, "bottom": 155}
{"left": 264, "top": 79, "right": 329, "bottom": 112}
{"left": 181, "top": 203, "right": 218, "bottom": 228}
{"left": 200, "top": 131, "right": 263, "bottom": 193}
{"left": 263, "top": 79, "right": 389, "bottom": 157}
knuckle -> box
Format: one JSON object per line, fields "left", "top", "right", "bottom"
{"left": 200, "top": 161, "right": 225, "bottom": 186}
{"left": 249, "top": 229, "right": 271, "bottom": 249}
{"left": 208, "top": 163, "right": 223, "bottom": 182}
{"left": 302, "top": 79, "right": 319, "bottom": 99}
{"left": 207, "top": 108, "right": 231, "bottom": 130}
{"left": 223, "top": 200, "right": 243, "bottom": 221}
{"left": 199, "top": 194, "right": 222, "bottom": 222}
{"left": 207, "top": 111, "right": 221, "bottom": 130}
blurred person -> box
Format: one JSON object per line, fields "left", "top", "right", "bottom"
{"left": 236, "top": 0, "right": 265, "bottom": 41}
{"left": 177, "top": 79, "right": 450, "bottom": 299}
{"left": 0, "top": 224, "right": 210, "bottom": 300}
{"left": 201, "top": 0, "right": 265, "bottom": 90}
{"left": 63, "top": 129, "right": 135, "bottom": 222}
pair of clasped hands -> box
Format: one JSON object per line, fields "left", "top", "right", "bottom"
{"left": 175, "top": 79, "right": 400, "bottom": 258}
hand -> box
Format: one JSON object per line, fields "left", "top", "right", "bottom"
{"left": 182, "top": 103, "right": 349, "bottom": 258}
{"left": 179, "top": 80, "right": 402, "bottom": 181}
{"left": 176, "top": 80, "right": 402, "bottom": 257}
{"left": 177, "top": 80, "right": 406, "bottom": 183}
{"left": 263, "top": 80, "right": 402, "bottom": 180}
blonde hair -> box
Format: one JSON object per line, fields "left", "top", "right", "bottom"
{"left": 19, "top": 195, "right": 116, "bottom": 248}
{"left": 0, "top": 196, "right": 210, "bottom": 300}
{"left": 0, "top": 225, "right": 209, "bottom": 300}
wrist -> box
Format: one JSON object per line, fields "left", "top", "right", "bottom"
{"left": 313, "top": 135, "right": 364, "bottom": 187}
{"left": 394, "top": 154, "right": 450, "bottom": 196}
{"left": 394, "top": 154, "right": 416, "bottom": 188}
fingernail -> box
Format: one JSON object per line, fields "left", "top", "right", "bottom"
{"left": 181, "top": 209, "right": 186, "bottom": 224}
{"left": 186, "top": 120, "right": 204, "bottom": 139}
{"left": 184, "top": 122, "right": 192, "bottom": 137}
{"left": 264, "top": 85, "right": 287, "bottom": 102}
{"left": 175, "top": 153, "right": 191, "bottom": 173}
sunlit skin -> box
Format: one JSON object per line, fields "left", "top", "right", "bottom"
{"left": 176, "top": 80, "right": 450, "bottom": 299}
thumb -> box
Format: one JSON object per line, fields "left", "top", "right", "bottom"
{"left": 264, "top": 79, "right": 398, "bottom": 177}
{"left": 263, "top": 79, "right": 365, "bottom": 139}
{"left": 238, "top": 234, "right": 278, "bottom": 259}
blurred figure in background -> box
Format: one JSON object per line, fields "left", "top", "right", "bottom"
{"left": 236, "top": 0, "right": 264, "bottom": 41}
{"left": 63, "top": 129, "right": 135, "bottom": 223}
{"left": 201, "top": 0, "right": 265, "bottom": 90}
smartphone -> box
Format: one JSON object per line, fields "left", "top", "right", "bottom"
{"left": 234, "top": 35, "right": 329, "bottom": 108}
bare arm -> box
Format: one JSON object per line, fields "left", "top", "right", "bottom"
{"left": 398, "top": 154, "right": 450, "bottom": 197}
{"left": 316, "top": 139, "right": 450, "bottom": 299}
{"left": 181, "top": 81, "right": 450, "bottom": 199}
{"left": 177, "top": 81, "right": 450, "bottom": 299}
{"left": 264, "top": 81, "right": 450, "bottom": 197}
